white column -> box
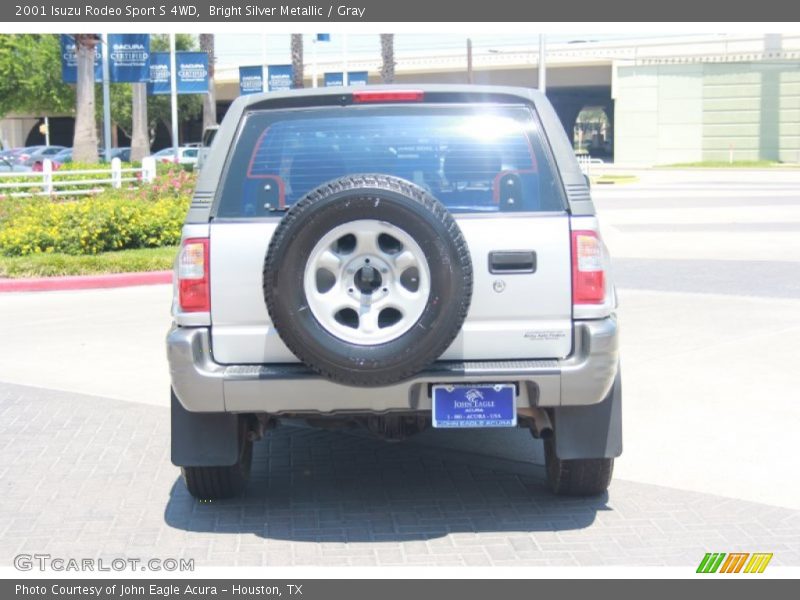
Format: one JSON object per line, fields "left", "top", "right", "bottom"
{"left": 538, "top": 34, "right": 546, "bottom": 93}
{"left": 261, "top": 33, "right": 268, "bottom": 91}
{"left": 342, "top": 34, "right": 349, "bottom": 86}
{"left": 312, "top": 38, "right": 318, "bottom": 88}
{"left": 111, "top": 157, "right": 122, "bottom": 188}
{"left": 42, "top": 159, "right": 53, "bottom": 195}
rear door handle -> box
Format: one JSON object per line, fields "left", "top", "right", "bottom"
{"left": 488, "top": 251, "right": 537, "bottom": 274}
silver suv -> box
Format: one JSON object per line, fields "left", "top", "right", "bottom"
{"left": 167, "top": 85, "right": 621, "bottom": 500}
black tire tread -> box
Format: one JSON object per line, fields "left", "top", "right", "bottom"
{"left": 181, "top": 434, "right": 252, "bottom": 500}
{"left": 263, "top": 174, "right": 472, "bottom": 387}
{"left": 544, "top": 438, "right": 613, "bottom": 496}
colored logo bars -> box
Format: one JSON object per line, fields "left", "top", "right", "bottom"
{"left": 696, "top": 552, "right": 773, "bottom": 573}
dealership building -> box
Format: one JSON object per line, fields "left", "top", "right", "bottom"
{"left": 2, "top": 33, "right": 798, "bottom": 165}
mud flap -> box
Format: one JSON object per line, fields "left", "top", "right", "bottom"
{"left": 553, "top": 369, "right": 622, "bottom": 460}
{"left": 171, "top": 389, "right": 240, "bottom": 467}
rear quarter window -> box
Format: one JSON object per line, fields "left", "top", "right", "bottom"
{"left": 216, "top": 104, "right": 565, "bottom": 218}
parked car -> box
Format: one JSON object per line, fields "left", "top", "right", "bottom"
{"left": 0, "top": 155, "right": 32, "bottom": 172}
{"left": 196, "top": 125, "right": 219, "bottom": 171}
{"left": 51, "top": 148, "right": 73, "bottom": 167}
{"left": 99, "top": 147, "right": 131, "bottom": 163}
{"left": 19, "top": 145, "right": 67, "bottom": 167}
{"left": 151, "top": 146, "right": 199, "bottom": 167}
{"left": 6, "top": 145, "right": 44, "bottom": 165}
{"left": 168, "top": 85, "right": 621, "bottom": 500}
{"left": 0, "top": 147, "right": 27, "bottom": 162}
{"left": 31, "top": 148, "right": 74, "bottom": 171}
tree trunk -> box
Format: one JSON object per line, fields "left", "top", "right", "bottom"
{"left": 199, "top": 34, "right": 217, "bottom": 130}
{"left": 72, "top": 34, "right": 99, "bottom": 163}
{"left": 291, "top": 34, "right": 304, "bottom": 89}
{"left": 380, "top": 34, "right": 395, "bottom": 83}
{"left": 130, "top": 82, "right": 150, "bottom": 162}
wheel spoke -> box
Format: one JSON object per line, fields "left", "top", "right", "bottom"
{"left": 358, "top": 307, "right": 380, "bottom": 334}
{"left": 310, "top": 286, "right": 358, "bottom": 312}
{"left": 316, "top": 249, "right": 342, "bottom": 274}
{"left": 393, "top": 250, "right": 417, "bottom": 272}
{"left": 354, "top": 229, "right": 380, "bottom": 255}
{"left": 303, "top": 219, "right": 431, "bottom": 346}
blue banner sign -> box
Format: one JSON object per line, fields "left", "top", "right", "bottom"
{"left": 348, "top": 71, "right": 369, "bottom": 86}
{"left": 268, "top": 64, "right": 293, "bottom": 91}
{"left": 324, "top": 71, "right": 369, "bottom": 87}
{"left": 316, "top": 34, "right": 331, "bottom": 42}
{"left": 147, "top": 52, "right": 171, "bottom": 95}
{"left": 323, "top": 72, "right": 343, "bottom": 87}
{"left": 239, "top": 65, "right": 264, "bottom": 95}
{"left": 60, "top": 34, "right": 102, "bottom": 84}
{"left": 108, "top": 34, "right": 150, "bottom": 83}
{"left": 148, "top": 52, "right": 209, "bottom": 95}
{"left": 176, "top": 52, "right": 209, "bottom": 94}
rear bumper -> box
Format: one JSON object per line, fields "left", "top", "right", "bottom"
{"left": 167, "top": 316, "right": 619, "bottom": 414}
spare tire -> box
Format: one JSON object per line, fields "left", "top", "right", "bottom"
{"left": 263, "top": 174, "right": 473, "bottom": 387}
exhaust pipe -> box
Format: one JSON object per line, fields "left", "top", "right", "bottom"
{"left": 526, "top": 407, "right": 553, "bottom": 439}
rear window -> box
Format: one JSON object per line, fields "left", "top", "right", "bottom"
{"left": 216, "top": 104, "right": 564, "bottom": 218}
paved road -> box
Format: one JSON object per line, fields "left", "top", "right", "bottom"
{"left": 591, "top": 176, "right": 800, "bottom": 510}
{"left": 1, "top": 170, "right": 799, "bottom": 567}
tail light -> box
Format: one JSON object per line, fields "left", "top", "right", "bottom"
{"left": 178, "top": 238, "right": 210, "bottom": 312}
{"left": 571, "top": 230, "right": 606, "bottom": 305}
{"left": 353, "top": 90, "right": 424, "bottom": 103}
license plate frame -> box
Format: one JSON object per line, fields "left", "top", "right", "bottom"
{"left": 431, "top": 383, "right": 517, "bottom": 429}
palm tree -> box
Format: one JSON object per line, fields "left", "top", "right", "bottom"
{"left": 290, "top": 34, "right": 304, "bottom": 89}
{"left": 380, "top": 34, "right": 395, "bottom": 83}
{"left": 129, "top": 82, "right": 149, "bottom": 162}
{"left": 72, "top": 34, "right": 99, "bottom": 162}
{"left": 199, "top": 34, "right": 217, "bottom": 129}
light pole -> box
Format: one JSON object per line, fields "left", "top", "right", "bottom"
{"left": 538, "top": 34, "right": 546, "bottom": 93}
{"left": 467, "top": 38, "right": 473, "bottom": 84}
{"left": 101, "top": 33, "right": 112, "bottom": 161}
{"left": 169, "top": 33, "right": 179, "bottom": 157}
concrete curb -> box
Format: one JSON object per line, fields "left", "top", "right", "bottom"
{"left": 0, "top": 270, "right": 172, "bottom": 293}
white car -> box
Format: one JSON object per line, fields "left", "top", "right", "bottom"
{"left": 151, "top": 146, "right": 199, "bottom": 167}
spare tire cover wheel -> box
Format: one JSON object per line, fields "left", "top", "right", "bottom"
{"left": 263, "top": 174, "right": 473, "bottom": 387}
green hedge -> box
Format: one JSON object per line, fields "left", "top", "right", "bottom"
{"left": 0, "top": 246, "right": 178, "bottom": 278}
{"left": 0, "top": 167, "right": 194, "bottom": 256}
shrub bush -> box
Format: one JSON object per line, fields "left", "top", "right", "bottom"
{"left": 0, "top": 167, "right": 194, "bottom": 256}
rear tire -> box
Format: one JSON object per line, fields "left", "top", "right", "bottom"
{"left": 181, "top": 418, "right": 253, "bottom": 500}
{"left": 544, "top": 437, "right": 613, "bottom": 496}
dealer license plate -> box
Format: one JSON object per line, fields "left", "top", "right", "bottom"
{"left": 432, "top": 383, "right": 517, "bottom": 428}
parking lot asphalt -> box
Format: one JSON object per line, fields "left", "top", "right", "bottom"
{"left": 1, "top": 169, "right": 799, "bottom": 566}
{"left": 1, "top": 382, "right": 798, "bottom": 568}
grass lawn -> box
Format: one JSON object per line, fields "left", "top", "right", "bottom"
{"left": 591, "top": 174, "right": 639, "bottom": 185}
{"left": 660, "top": 160, "right": 797, "bottom": 168}
{"left": 0, "top": 246, "right": 177, "bottom": 278}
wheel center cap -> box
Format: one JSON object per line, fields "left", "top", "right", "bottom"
{"left": 354, "top": 264, "right": 382, "bottom": 294}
